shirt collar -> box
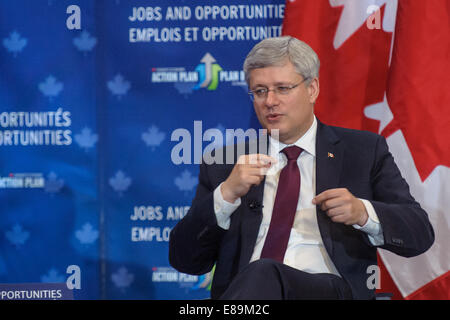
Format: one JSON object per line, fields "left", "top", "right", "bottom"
{"left": 269, "top": 115, "right": 317, "bottom": 158}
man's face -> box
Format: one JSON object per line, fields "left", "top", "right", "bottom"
{"left": 249, "top": 60, "right": 319, "bottom": 144}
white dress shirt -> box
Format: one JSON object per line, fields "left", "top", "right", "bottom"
{"left": 213, "top": 116, "right": 384, "bottom": 276}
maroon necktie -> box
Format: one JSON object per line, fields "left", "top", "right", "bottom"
{"left": 260, "top": 146, "right": 302, "bottom": 262}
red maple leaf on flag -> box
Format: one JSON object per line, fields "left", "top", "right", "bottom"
{"left": 283, "top": 0, "right": 450, "bottom": 182}
{"left": 283, "top": 1, "right": 392, "bottom": 133}
{"left": 283, "top": 0, "right": 450, "bottom": 300}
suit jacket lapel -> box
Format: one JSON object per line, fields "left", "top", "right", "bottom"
{"left": 238, "top": 180, "right": 265, "bottom": 271}
{"left": 315, "top": 120, "right": 344, "bottom": 258}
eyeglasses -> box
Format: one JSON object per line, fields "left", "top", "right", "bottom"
{"left": 248, "top": 77, "right": 310, "bottom": 101}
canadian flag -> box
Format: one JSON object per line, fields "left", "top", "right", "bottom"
{"left": 283, "top": 0, "right": 450, "bottom": 299}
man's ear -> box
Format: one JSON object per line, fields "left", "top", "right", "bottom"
{"left": 308, "top": 77, "right": 320, "bottom": 104}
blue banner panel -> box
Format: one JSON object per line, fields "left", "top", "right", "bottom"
{"left": 0, "top": 0, "right": 99, "bottom": 300}
{"left": 0, "top": 283, "right": 73, "bottom": 300}
{"left": 0, "top": 0, "right": 285, "bottom": 299}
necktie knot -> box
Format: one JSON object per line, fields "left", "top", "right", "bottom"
{"left": 282, "top": 145, "right": 302, "bottom": 161}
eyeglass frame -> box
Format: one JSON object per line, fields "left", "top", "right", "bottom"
{"left": 248, "top": 77, "right": 310, "bottom": 102}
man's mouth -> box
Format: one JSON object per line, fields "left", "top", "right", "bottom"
{"left": 266, "top": 113, "right": 282, "bottom": 121}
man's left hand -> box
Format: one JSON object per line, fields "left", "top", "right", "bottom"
{"left": 312, "top": 188, "right": 368, "bottom": 226}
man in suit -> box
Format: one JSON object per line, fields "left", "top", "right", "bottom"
{"left": 169, "top": 36, "right": 434, "bottom": 299}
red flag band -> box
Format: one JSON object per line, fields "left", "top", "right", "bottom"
{"left": 283, "top": 0, "right": 450, "bottom": 300}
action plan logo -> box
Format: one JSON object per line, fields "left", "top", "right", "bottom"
{"left": 151, "top": 52, "right": 245, "bottom": 93}
{"left": 0, "top": 172, "right": 65, "bottom": 194}
{"left": 151, "top": 266, "right": 213, "bottom": 292}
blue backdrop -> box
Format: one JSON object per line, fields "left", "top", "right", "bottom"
{"left": 0, "top": 0, "right": 285, "bottom": 299}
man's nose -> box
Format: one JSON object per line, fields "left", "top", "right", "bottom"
{"left": 265, "top": 90, "right": 280, "bottom": 107}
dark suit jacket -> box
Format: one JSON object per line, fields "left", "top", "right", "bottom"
{"left": 169, "top": 120, "right": 435, "bottom": 300}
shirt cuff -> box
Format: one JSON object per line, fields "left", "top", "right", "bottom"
{"left": 213, "top": 182, "right": 241, "bottom": 230}
{"left": 353, "top": 199, "right": 384, "bottom": 246}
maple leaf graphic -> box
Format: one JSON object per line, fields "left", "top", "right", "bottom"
{"left": 75, "top": 223, "right": 99, "bottom": 245}
{"left": 174, "top": 169, "right": 197, "bottom": 193}
{"left": 2, "top": 31, "right": 27, "bottom": 57}
{"left": 141, "top": 125, "right": 165, "bottom": 150}
{"left": 5, "top": 224, "right": 30, "bottom": 247}
{"left": 111, "top": 267, "right": 134, "bottom": 290}
{"left": 73, "top": 30, "right": 97, "bottom": 55}
{"left": 39, "top": 75, "right": 63, "bottom": 101}
{"left": 107, "top": 74, "right": 130, "bottom": 99}
{"left": 109, "top": 170, "right": 132, "bottom": 196}
{"left": 75, "top": 127, "right": 98, "bottom": 151}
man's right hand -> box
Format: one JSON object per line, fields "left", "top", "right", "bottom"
{"left": 221, "top": 154, "right": 277, "bottom": 203}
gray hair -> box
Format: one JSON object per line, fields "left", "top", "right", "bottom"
{"left": 243, "top": 36, "right": 320, "bottom": 85}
